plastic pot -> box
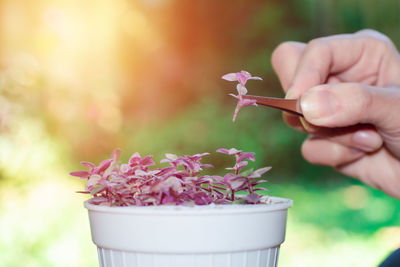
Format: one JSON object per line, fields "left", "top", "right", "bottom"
{"left": 85, "top": 196, "right": 293, "bottom": 267}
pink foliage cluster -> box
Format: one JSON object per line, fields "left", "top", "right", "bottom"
{"left": 222, "top": 70, "right": 262, "bottom": 121}
{"left": 71, "top": 148, "right": 271, "bottom": 206}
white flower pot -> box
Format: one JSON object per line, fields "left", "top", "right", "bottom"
{"left": 85, "top": 196, "right": 293, "bottom": 267}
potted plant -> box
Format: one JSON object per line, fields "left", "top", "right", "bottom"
{"left": 71, "top": 148, "right": 292, "bottom": 267}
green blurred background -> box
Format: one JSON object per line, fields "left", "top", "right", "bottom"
{"left": 0, "top": 0, "right": 399, "bottom": 266}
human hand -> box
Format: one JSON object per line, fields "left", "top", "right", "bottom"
{"left": 271, "top": 29, "right": 400, "bottom": 198}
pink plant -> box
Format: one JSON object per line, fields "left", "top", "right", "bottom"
{"left": 222, "top": 70, "right": 262, "bottom": 121}
{"left": 71, "top": 148, "right": 271, "bottom": 206}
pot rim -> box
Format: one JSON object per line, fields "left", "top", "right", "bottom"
{"left": 84, "top": 196, "right": 293, "bottom": 216}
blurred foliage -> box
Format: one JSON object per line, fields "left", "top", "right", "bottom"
{"left": 0, "top": 0, "right": 399, "bottom": 266}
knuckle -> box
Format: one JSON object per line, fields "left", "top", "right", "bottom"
{"left": 271, "top": 42, "right": 297, "bottom": 68}
{"left": 356, "top": 29, "right": 381, "bottom": 37}
{"left": 300, "top": 140, "right": 317, "bottom": 164}
{"left": 344, "top": 83, "right": 373, "bottom": 121}
{"left": 301, "top": 137, "right": 355, "bottom": 168}
{"left": 371, "top": 37, "right": 392, "bottom": 52}
{"left": 307, "top": 38, "right": 330, "bottom": 51}
{"left": 356, "top": 29, "right": 394, "bottom": 49}
{"left": 331, "top": 144, "right": 346, "bottom": 167}
{"left": 357, "top": 29, "right": 390, "bottom": 41}
{"left": 300, "top": 139, "right": 332, "bottom": 166}
{"left": 355, "top": 83, "right": 373, "bottom": 114}
{"left": 304, "top": 38, "right": 331, "bottom": 64}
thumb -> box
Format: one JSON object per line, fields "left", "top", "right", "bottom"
{"left": 300, "top": 83, "right": 400, "bottom": 156}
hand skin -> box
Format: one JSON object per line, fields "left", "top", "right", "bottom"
{"left": 271, "top": 29, "right": 400, "bottom": 198}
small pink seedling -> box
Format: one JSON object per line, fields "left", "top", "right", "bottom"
{"left": 222, "top": 70, "right": 262, "bottom": 121}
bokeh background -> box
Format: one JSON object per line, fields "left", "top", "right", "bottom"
{"left": 0, "top": 0, "right": 399, "bottom": 266}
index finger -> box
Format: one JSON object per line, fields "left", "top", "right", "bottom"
{"left": 286, "top": 32, "right": 388, "bottom": 99}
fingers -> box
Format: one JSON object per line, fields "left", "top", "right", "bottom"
{"left": 272, "top": 32, "right": 400, "bottom": 153}
{"left": 271, "top": 41, "right": 306, "bottom": 92}
{"left": 272, "top": 31, "right": 400, "bottom": 199}
{"left": 299, "top": 125, "right": 382, "bottom": 156}
{"left": 301, "top": 137, "right": 364, "bottom": 167}
{"left": 271, "top": 33, "right": 384, "bottom": 130}
{"left": 286, "top": 32, "right": 389, "bottom": 99}
{"left": 271, "top": 41, "right": 306, "bottom": 130}
{"left": 300, "top": 83, "right": 400, "bottom": 157}
{"left": 316, "top": 126, "right": 383, "bottom": 153}
{"left": 271, "top": 32, "right": 388, "bottom": 130}
{"left": 300, "top": 83, "right": 400, "bottom": 127}
{"left": 303, "top": 137, "right": 400, "bottom": 198}
{"left": 356, "top": 29, "right": 394, "bottom": 45}
{"left": 283, "top": 108, "right": 384, "bottom": 154}
{"left": 286, "top": 34, "right": 362, "bottom": 98}
{"left": 337, "top": 148, "right": 400, "bottom": 198}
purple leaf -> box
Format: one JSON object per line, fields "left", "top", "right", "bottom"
{"left": 111, "top": 148, "right": 121, "bottom": 162}
{"left": 247, "top": 167, "right": 272, "bottom": 178}
{"left": 69, "top": 171, "right": 90, "bottom": 179}
{"left": 246, "top": 193, "right": 262, "bottom": 204}
{"left": 251, "top": 179, "right": 268, "bottom": 185}
{"left": 85, "top": 174, "right": 102, "bottom": 190}
{"left": 80, "top": 161, "right": 96, "bottom": 170}
{"left": 221, "top": 73, "right": 238, "bottom": 81}
{"left": 71, "top": 148, "right": 270, "bottom": 206}
{"left": 216, "top": 148, "right": 241, "bottom": 155}
{"left": 254, "top": 187, "right": 269, "bottom": 192}
{"left": 222, "top": 70, "right": 263, "bottom": 86}
{"left": 238, "top": 152, "right": 255, "bottom": 162}
{"left": 96, "top": 159, "right": 112, "bottom": 174}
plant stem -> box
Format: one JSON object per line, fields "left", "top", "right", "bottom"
{"left": 247, "top": 178, "right": 253, "bottom": 194}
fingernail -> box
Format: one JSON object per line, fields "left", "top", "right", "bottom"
{"left": 299, "top": 117, "right": 310, "bottom": 132}
{"left": 300, "top": 89, "right": 338, "bottom": 120}
{"left": 285, "top": 88, "right": 297, "bottom": 99}
{"left": 352, "top": 130, "right": 382, "bottom": 152}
